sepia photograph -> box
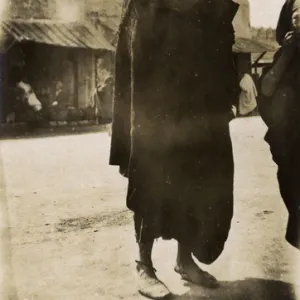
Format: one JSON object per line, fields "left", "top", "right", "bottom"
{"left": 0, "top": 0, "right": 300, "bottom": 299}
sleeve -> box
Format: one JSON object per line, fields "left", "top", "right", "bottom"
{"left": 109, "top": 1, "right": 133, "bottom": 177}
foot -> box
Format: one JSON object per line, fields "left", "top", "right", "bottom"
{"left": 136, "top": 261, "right": 171, "bottom": 299}
{"left": 174, "top": 260, "right": 219, "bottom": 289}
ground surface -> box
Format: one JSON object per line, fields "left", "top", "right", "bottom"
{"left": 1, "top": 116, "right": 300, "bottom": 300}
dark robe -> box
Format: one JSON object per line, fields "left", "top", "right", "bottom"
{"left": 259, "top": 0, "right": 300, "bottom": 250}
{"left": 109, "top": 0, "right": 239, "bottom": 264}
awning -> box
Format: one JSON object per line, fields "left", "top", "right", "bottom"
{"left": 233, "top": 37, "right": 278, "bottom": 53}
{"left": 0, "top": 19, "right": 115, "bottom": 51}
{"left": 0, "top": 20, "right": 278, "bottom": 54}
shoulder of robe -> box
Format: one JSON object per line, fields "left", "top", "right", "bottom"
{"left": 224, "top": 0, "right": 239, "bottom": 23}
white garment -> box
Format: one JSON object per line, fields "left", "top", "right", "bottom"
{"left": 238, "top": 73, "right": 257, "bottom": 116}
{"left": 17, "top": 81, "right": 42, "bottom": 112}
{"left": 28, "top": 93, "right": 42, "bottom": 112}
{"left": 17, "top": 81, "right": 31, "bottom": 93}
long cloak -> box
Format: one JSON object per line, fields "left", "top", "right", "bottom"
{"left": 259, "top": 0, "right": 300, "bottom": 250}
{"left": 109, "top": 0, "right": 239, "bottom": 264}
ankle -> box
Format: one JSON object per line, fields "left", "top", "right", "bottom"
{"left": 137, "top": 241, "right": 154, "bottom": 268}
{"left": 136, "top": 260, "right": 157, "bottom": 278}
{"left": 176, "top": 256, "right": 194, "bottom": 268}
{"left": 136, "top": 260, "right": 155, "bottom": 271}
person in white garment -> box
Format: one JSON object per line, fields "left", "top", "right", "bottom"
{"left": 238, "top": 73, "right": 257, "bottom": 116}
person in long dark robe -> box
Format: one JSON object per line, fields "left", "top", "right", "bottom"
{"left": 109, "top": 0, "right": 239, "bottom": 298}
{"left": 259, "top": 0, "right": 300, "bottom": 253}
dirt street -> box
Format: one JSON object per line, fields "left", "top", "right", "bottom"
{"left": 1, "top": 117, "right": 300, "bottom": 300}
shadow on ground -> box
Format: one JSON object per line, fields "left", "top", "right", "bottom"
{"left": 171, "top": 278, "right": 298, "bottom": 300}
{"left": 0, "top": 123, "right": 110, "bottom": 140}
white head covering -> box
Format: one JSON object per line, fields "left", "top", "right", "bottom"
{"left": 17, "top": 81, "right": 42, "bottom": 112}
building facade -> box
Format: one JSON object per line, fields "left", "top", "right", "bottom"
{"left": 0, "top": 0, "right": 114, "bottom": 123}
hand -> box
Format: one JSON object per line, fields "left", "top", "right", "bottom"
{"left": 282, "top": 31, "right": 296, "bottom": 47}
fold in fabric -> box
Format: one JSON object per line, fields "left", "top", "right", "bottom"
{"left": 239, "top": 74, "right": 257, "bottom": 116}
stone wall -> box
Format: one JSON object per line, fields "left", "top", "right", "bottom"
{"left": 4, "top": 0, "right": 55, "bottom": 19}
{"left": 233, "top": 0, "right": 252, "bottom": 39}
{"left": 4, "top": 0, "right": 85, "bottom": 21}
{"left": 86, "top": 0, "right": 252, "bottom": 43}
